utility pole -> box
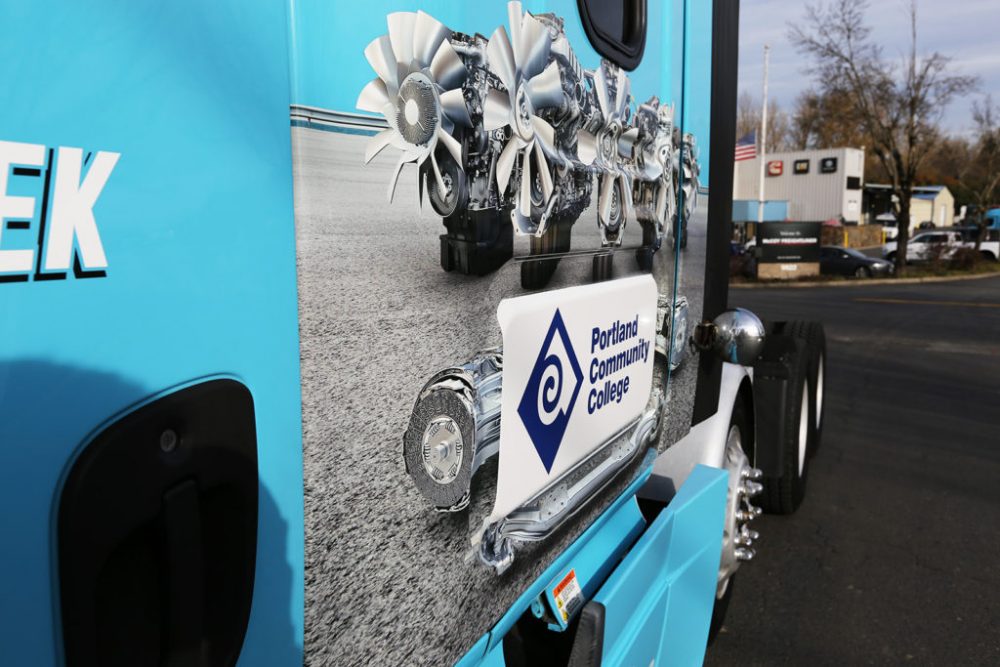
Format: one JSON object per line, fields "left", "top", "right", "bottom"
{"left": 757, "top": 44, "right": 770, "bottom": 225}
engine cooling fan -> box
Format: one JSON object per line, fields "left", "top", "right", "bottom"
{"left": 356, "top": 11, "right": 472, "bottom": 206}
{"left": 578, "top": 61, "right": 637, "bottom": 246}
{"left": 483, "top": 1, "right": 566, "bottom": 236}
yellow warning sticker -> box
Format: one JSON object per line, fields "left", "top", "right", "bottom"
{"left": 552, "top": 569, "right": 583, "bottom": 623}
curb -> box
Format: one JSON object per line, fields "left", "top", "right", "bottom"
{"left": 731, "top": 270, "right": 1000, "bottom": 289}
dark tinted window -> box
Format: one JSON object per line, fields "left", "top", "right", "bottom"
{"left": 846, "top": 176, "right": 861, "bottom": 190}
{"left": 577, "top": 0, "right": 647, "bottom": 70}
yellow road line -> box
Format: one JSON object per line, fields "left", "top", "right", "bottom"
{"left": 854, "top": 297, "right": 1000, "bottom": 309}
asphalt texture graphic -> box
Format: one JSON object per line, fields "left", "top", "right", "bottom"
{"left": 293, "top": 127, "right": 705, "bottom": 665}
{"left": 708, "top": 276, "right": 1000, "bottom": 665}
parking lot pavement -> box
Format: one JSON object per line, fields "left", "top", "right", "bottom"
{"left": 707, "top": 276, "right": 1000, "bottom": 665}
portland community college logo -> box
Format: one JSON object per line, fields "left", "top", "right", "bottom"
{"left": 518, "top": 309, "right": 584, "bottom": 473}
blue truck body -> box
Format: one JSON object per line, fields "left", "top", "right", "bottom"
{"left": 0, "top": 1, "right": 734, "bottom": 664}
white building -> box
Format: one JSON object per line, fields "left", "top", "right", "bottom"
{"left": 734, "top": 147, "right": 866, "bottom": 223}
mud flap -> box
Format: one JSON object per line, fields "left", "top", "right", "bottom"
{"left": 752, "top": 334, "right": 805, "bottom": 478}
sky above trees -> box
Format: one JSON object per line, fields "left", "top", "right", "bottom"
{"left": 739, "top": 0, "right": 997, "bottom": 136}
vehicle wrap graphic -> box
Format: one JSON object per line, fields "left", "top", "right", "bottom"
{"left": 289, "top": 0, "right": 711, "bottom": 662}
{"left": 356, "top": 2, "right": 699, "bottom": 281}
{"left": 517, "top": 308, "right": 583, "bottom": 473}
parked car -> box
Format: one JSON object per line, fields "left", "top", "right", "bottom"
{"left": 730, "top": 241, "right": 757, "bottom": 278}
{"left": 820, "top": 246, "right": 893, "bottom": 277}
{"left": 882, "top": 230, "right": 1000, "bottom": 263}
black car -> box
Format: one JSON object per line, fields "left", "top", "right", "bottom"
{"left": 820, "top": 245, "right": 893, "bottom": 278}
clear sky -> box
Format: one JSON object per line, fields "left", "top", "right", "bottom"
{"left": 738, "top": 0, "right": 999, "bottom": 137}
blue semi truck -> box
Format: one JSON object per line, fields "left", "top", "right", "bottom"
{"left": 0, "top": 1, "right": 826, "bottom": 665}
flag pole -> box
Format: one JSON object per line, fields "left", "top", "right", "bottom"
{"left": 757, "top": 44, "right": 770, "bottom": 225}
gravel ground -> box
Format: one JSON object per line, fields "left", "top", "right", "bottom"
{"left": 293, "top": 127, "right": 706, "bottom": 665}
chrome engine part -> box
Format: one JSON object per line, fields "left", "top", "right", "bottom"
{"left": 402, "top": 350, "right": 502, "bottom": 512}
{"left": 357, "top": 2, "right": 699, "bottom": 275}
{"left": 632, "top": 98, "right": 676, "bottom": 249}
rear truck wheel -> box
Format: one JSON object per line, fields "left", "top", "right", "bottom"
{"left": 854, "top": 265, "right": 871, "bottom": 278}
{"left": 981, "top": 251, "right": 996, "bottom": 262}
{"left": 784, "top": 321, "right": 826, "bottom": 456}
{"left": 403, "top": 389, "right": 475, "bottom": 511}
{"left": 758, "top": 336, "right": 810, "bottom": 514}
{"left": 711, "top": 395, "right": 763, "bottom": 644}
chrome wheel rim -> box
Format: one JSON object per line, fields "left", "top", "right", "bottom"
{"left": 421, "top": 415, "right": 464, "bottom": 485}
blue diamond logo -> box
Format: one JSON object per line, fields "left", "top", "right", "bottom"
{"left": 518, "top": 309, "right": 584, "bottom": 473}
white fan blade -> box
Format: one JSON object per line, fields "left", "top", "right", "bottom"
{"left": 430, "top": 151, "right": 448, "bottom": 198}
{"left": 439, "top": 88, "right": 472, "bottom": 127}
{"left": 357, "top": 78, "right": 389, "bottom": 114}
{"left": 507, "top": 1, "right": 523, "bottom": 71}
{"left": 517, "top": 13, "right": 550, "bottom": 81}
{"left": 534, "top": 142, "right": 554, "bottom": 203}
{"left": 530, "top": 115, "right": 557, "bottom": 156}
{"left": 413, "top": 11, "right": 450, "bottom": 68}
{"left": 594, "top": 66, "right": 611, "bottom": 119}
{"left": 620, "top": 174, "right": 634, "bottom": 223}
{"left": 387, "top": 158, "right": 407, "bottom": 203}
{"left": 616, "top": 67, "right": 630, "bottom": 118}
{"left": 387, "top": 12, "right": 416, "bottom": 71}
{"left": 577, "top": 130, "right": 597, "bottom": 165}
{"left": 598, "top": 174, "right": 615, "bottom": 226}
{"left": 526, "top": 61, "right": 563, "bottom": 111}
{"left": 437, "top": 126, "right": 463, "bottom": 165}
{"left": 496, "top": 138, "right": 520, "bottom": 194}
{"left": 364, "top": 35, "right": 399, "bottom": 91}
{"left": 487, "top": 26, "right": 517, "bottom": 92}
{"left": 430, "top": 39, "right": 466, "bottom": 91}
{"left": 483, "top": 88, "right": 512, "bottom": 131}
{"left": 364, "top": 129, "right": 395, "bottom": 164}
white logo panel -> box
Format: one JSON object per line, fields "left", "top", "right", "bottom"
{"left": 492, "top": 274, "right": 657, "bottom": 522}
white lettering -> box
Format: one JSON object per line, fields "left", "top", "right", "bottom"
{"left": 44, "top": 146, "right": 119, "bottom": 272}
{"left": 0, "top": 140, "right": 45, "bottom": 273}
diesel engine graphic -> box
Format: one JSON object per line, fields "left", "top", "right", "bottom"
{"left": 356, "top": 2, "right": 700, "bottom": 283}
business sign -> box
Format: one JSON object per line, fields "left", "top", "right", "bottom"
{"left": 493, "top": 275, "right": 657, "bottom": 522}
{"left": 820, "top": 157, "right": 838, "bottom": 173}
{"left": 793, "top": 159, "right": 810, "bottom": 175}
{"left": 767, "top": 160, "right": 783, "bottom": 177}
{"left": 757, "top": 221, "right": 822, "bottom": 263}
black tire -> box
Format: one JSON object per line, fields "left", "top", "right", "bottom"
{"left": 854, "top": 265, "right": 871, "bottom": 278}
{"left": 784, "top": 320, "right": 826, "bottom": 456}
{"left": 981, "top": 251, "right": 996, "bottom": 262}
{"left": 707, "top": 574, "right": 734, "bottom": 646}
{"left": 758, "top": 339, "right": 810, "bottom": 514}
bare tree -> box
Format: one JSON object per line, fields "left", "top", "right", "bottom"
{"left": 960, "top": 96, "right": 1000, "bottom": 252}
{"left": 737, "top": 91, "right": 791, "bottom": 153}
{"left": 789, "top": 0, "right": 976, "bottom": 272}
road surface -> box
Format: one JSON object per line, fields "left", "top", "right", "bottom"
{"left": 708, "top": 276, "right": 1000, "bottom": 665}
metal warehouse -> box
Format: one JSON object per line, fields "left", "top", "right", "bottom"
{"left": 733, "top": 147, "right": 865, "bottom": 223}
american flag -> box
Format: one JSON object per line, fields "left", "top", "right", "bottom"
{"left": 734, "top": 131, "right": 757, "bottom": 162}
